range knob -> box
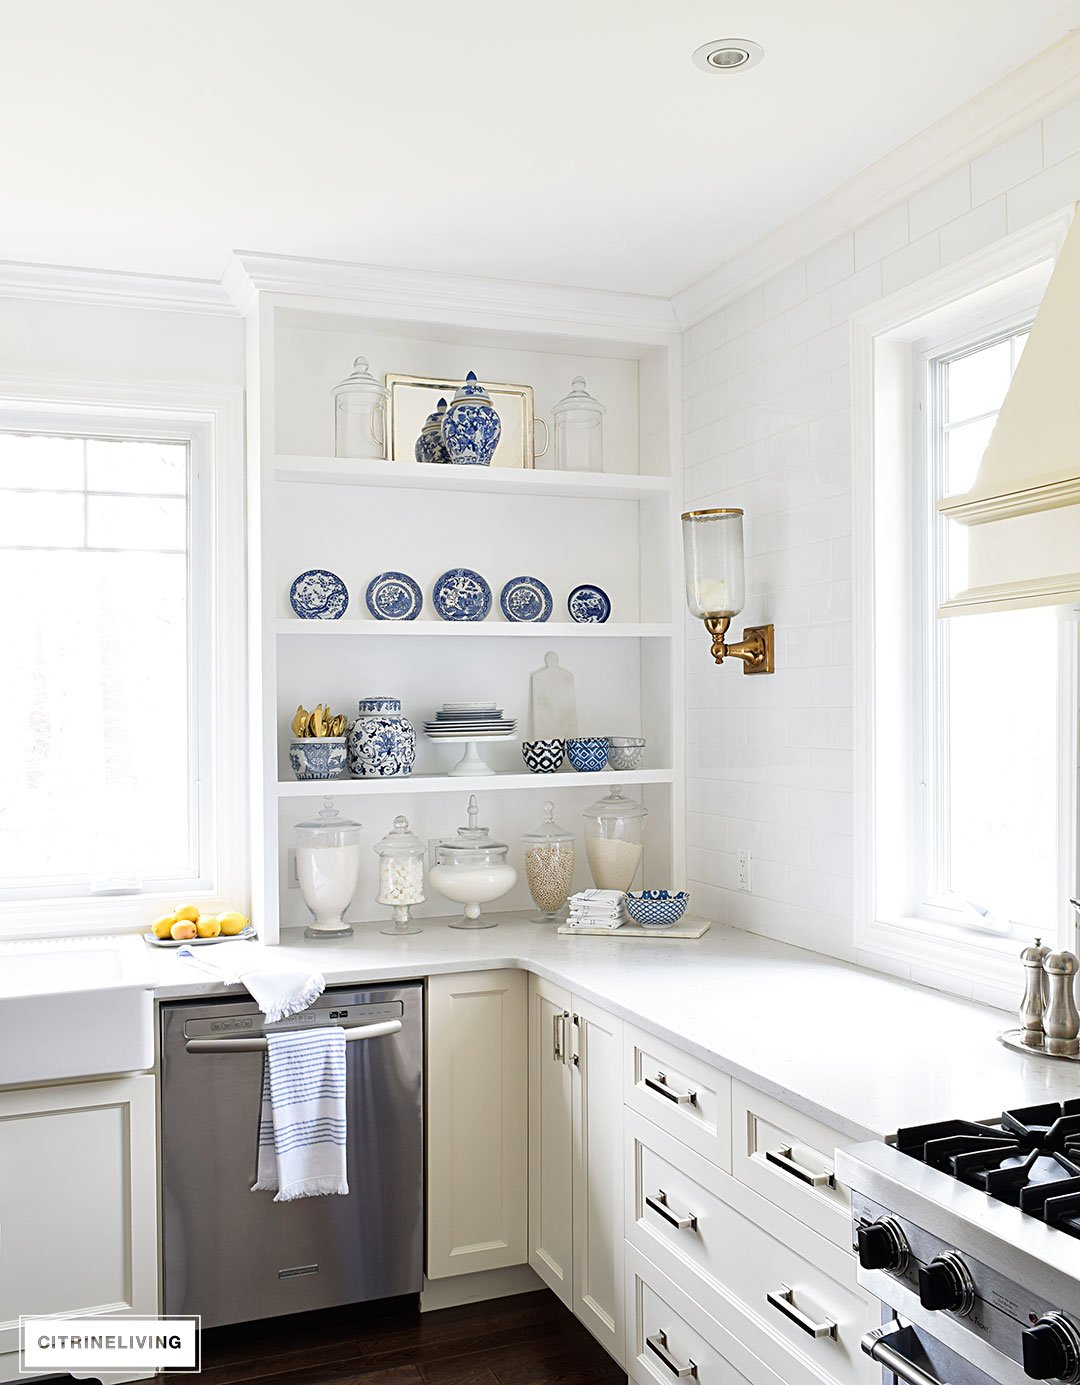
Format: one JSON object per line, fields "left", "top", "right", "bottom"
{"left": 1023, "top": 1312, "right": 1080, "bottom": 1382}
{"left": 856, "top": 1217, "right": 910, "bottom": 1273}
{"left": 918, "top": 1252, "right": 975, "bottom": 1316}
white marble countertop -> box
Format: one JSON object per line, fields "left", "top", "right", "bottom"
{"left": 126, "top": 914, "right": 1080, "bottom": 1143}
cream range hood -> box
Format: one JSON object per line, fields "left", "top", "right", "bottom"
{"left": 940, "top": 204, "right": 1080, "bottom": 616}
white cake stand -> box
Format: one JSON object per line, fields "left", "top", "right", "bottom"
{"left": 426, "top": 732, "right": 518, "bottom": 776}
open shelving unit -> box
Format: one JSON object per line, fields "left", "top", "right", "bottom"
{"left": 236, "top": 259, "right": 685, "bottom": 942}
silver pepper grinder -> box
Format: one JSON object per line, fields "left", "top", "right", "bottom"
{"left": 1044, "top": 951, "right": 1080, "bottom": 1057}
{"left": 1020, "top": 937, "right": 1052, "bottom": 1048}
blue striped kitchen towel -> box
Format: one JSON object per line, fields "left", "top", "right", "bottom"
{"left": 251, "top": 1026, "right": 348, "bottom": 1201}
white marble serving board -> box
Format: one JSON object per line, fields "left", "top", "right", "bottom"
{"left": 557, "top": 915, "right": 710, "bottom": 939}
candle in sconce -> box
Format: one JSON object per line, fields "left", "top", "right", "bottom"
{"left": 695, "top": 577, "right": 732, "bottom": 616}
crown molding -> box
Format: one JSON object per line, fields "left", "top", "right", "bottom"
{"left": 673, "top": 29, "right": 1080, "bottom": 329}
{"left": 223, "top": 250, "right": 678, "bottom": 339}
{"left": 0, "top": 259, "right": 233, "bottom": 316}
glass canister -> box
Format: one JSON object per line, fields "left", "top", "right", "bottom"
{"left": 429, "top": 795, "right": 517, "bottom": 929}
{"left": 374, "top": 814, "right": 425, "bottom": 937}
{"left": 523, "top": 801, "right": 576, "bottom": 923}
{"left": 347, "top": 697, "right": 416, "bottom": 778}
{"left": 332, "top": 356, "right": 388, "bottom": 460}
{"left": 583, "top": 786, "right": 647, "bottom": 892}
{"left": 295, "top": 797, "right": 362, "bottom": 940}
{"left": 552, "top": 374, "right": 605, "bottom": 473}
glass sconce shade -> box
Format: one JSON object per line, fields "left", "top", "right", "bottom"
{"left": 682, "top": 509, "right": 746, "bottom": 618}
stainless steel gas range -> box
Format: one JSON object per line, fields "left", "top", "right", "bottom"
{"left": 838, "top": 1101, "right": 1080, "bottom": 1385}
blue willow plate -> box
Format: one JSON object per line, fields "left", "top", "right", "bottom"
{"left": 432, "top": 568, "right": 492, "bottom": 621}
{"left": 567, "top": 584, "right": 611, "bottom": 624}
{"left": 366, "top": 571, "right": 423, "bottom": 621}
{"left": 500, "top": 575, "right": 553, "bottom": 623}
{"left": 290, "top": 569, "right": 348, "bottom": 620}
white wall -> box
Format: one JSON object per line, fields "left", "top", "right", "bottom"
{"left": 681, "top": 96, "right": 1080, "bottom": 972}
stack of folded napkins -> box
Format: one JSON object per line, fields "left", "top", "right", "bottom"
{"left": 565, "top": 889, "right": 629, "bottom": 930}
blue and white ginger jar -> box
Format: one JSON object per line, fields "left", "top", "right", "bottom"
{"left": 347, "top": 697, "right": 417, "bottom": 778}
{"left": 441, "top": 371, "right": 501, "bottom": 466}
{"left": 415, "top": 398, "right": 451, "bottom": 464}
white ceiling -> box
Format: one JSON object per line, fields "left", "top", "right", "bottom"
{"left": 2, "top": 1, "right": 1079, "bottom": 297}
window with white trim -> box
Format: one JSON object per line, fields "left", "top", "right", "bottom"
{"left": 0, "top": 415, "right": 212, "bottom": 906}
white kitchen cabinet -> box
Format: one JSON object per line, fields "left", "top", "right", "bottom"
{"left": 426, "top": 969, "right": 528, "bottom": 1279}
{"left": 0, "top": 1075, "right": 158, "bottom": 1385}
{"left": 528, "top": 975, "right": 624, "bottom": 1366}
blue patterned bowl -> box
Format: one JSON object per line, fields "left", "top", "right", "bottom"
{"left": 289, "top": 737, "right": 348, "bottom": 781}
{"left": 625, "top": 890, "right": 690, "bottom": 927}
{"left": 566, "top": 737, "right": 609, "bottom": 772}
{"left": 522, "top": 739, "right": 565, "bottom": 773}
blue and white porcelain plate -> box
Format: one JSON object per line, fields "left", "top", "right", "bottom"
{"left": 365, "top": 571, "right": 423, "bottom": 621}
{"left": 500, "top": 575, "right": 553, "bottom": 623}
{"left": 567, "top": 584, "right": 611, "bottom": 624}
{"left": 432, "top": 568, "right": 492, "bottom": 621}
{"left": 290, "top": 569, "right": 348, "bottom": 620}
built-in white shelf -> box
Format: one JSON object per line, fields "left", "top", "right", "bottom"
{"left": 277, "top": 768, "right": 676, "bottom": 797}
{"left": 276, "top": 619, "right": 674, "bottom": 639}
{"left": 275, "top": 454, "right": 672, "bottom": 501}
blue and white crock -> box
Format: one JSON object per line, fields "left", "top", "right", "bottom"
{"left": 415, "top": 398, "right": 451, "bottom": 464}
{"left": 289, "top": 737, "right": 348, "bottom": 781}
{"left": 347, "top": 697, "right": 416, "bottom": 778}
{"left": 441, "top": 371, "right": 502, "bottom": 466}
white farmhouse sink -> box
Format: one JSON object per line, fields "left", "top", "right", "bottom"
{"left": 0, "top": 939, "right": 154, "bottom": 1087}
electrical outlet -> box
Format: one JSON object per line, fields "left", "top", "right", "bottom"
{"left": 737, "top": 849, "right": 752, "bottom": 893}
{"left": 286, "top": 848, "right": 299, "bottom": 888}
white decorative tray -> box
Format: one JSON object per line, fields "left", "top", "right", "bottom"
{"left": 998, "top": 1027, "right": 1080, "bottom": 1062}
{"left": 143, "top": 925, "right": 257, "bottom": 948}
{"left": 558, "top": 915, "right": 710, "bottom": 940}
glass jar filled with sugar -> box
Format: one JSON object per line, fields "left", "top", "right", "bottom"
{"left": 582, "top": 786, "right": 647, "bottom": 892}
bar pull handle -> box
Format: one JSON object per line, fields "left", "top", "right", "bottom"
{"left": 185, "top": 1018, "right": 402, "bottom": 1053}
{"left": 765, "top": 1145, "right": 835, "bottom": 1189}
{"left": 645, "top": 1072, "right": 697, "bottom": 1106}
{"left": 862, "top": 1321, "right": 947, "bottom": 1385}
{"left": 553, "top": 1011, "right": 564, "bottom": 1062}
{"left": 645, "top": 1189, "right": 697, "bottom": 1231}
{"left": 646, "top": 1330, "right": 697, "bottom": 1379}
{"left": 766, "top": 1284, "right": 837, "bottom": 1340}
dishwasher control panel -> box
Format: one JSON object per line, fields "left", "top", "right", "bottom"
{"left": 183, "top": 998, "right": 404, "bottom": 1040}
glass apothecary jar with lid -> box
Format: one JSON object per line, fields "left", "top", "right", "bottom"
{"left": 374, "top": 814, "right": 425, "bottom": 937}
{"left": 552, "top": 375, "right": 605, "bottom": 473}
{"left": 295, "top": 798, "right": 362, "bottom": 940}
{"left": 429, "top": 795, "right": 517, "bottom": 929}
{"left": 332, "top": 355, "right": 388, "bottom": 460}
{"left": 582, "top": 786, "right": 647, "bottom": 892}
{"left": 522, "top": 801, "right": 575, "bottom": 923}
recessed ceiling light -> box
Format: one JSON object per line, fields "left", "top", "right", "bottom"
{"left": 692, "top": 39, "right": 764, "bottom": 74}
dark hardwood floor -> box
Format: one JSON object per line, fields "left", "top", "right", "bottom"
{"left": 112, "top": 1290, "right": 626, "bottom": 1385}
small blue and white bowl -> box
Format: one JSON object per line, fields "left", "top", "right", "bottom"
{"left": 566, "top": 737, "right": 610, "bottom": 772}
{"left": 522, "top": 739, "right": 565, "bottom": 773}
{"left": 289, "top": 737, "right": 348, "bottom": 781}
{"left": 625, "top": 890, "right": 690, "bottom": 927}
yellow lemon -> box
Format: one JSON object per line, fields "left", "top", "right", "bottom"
{"left": 195, "top": 915, "right": 221, "bottom": 939}
{"left": 174, "top": 903, "right": 200, "bottom": 923}
{"left": 151, "top": 914, "right": 177, "bottom": 939}
{"left": 170, "top": 920, "right": 198, "bottom": 941}
{"left": 218, "top": 911, "right": 249, "bottom": 936}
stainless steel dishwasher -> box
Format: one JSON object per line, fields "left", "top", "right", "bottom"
{"left": 160, "top": 982, "right": 423, "bottom": 1328}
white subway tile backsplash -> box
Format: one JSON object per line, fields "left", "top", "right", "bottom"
{"left": 1007, "top": 150, "right": 1080, "bottom": 230}
{"left": 908, "top": 166, "right": 970, "bottom": 239}
{"left": 854, "top": 203, "right": 909, "bottom": 269}
{"left": 829, "top": 263, "right": 883, "bottom": 325}
{"left": 805, "top": 234, "right": 855, "bottom": 294}
{"left": 1044, "top": 95, "right": 1080, "bottom": 167}
{"left": 882, "top": 231, "right": 941, "bottom": 294}
{"left": 971, "top": 123, "right": 1042, "bottom": 205}
{"left": 763, "top": 260, "right": 807, "bottom": 318}
{"left": 939, "top": 196, "right": 1007, "bottom": 264}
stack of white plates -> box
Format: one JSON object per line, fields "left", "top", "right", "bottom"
{"left": 424, "top": 702, "right": 517, "bottom": 738}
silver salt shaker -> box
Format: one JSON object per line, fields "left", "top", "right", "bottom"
{"left": 1020, "top": 937, "right": 1052, "bottom": 1047}
{"left": 1044, "top": 951, "right": 1080, "bottom": 1057}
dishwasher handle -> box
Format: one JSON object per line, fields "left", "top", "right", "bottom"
{"left": 185, "top": 1017, "right": 403, "bottom": 1053}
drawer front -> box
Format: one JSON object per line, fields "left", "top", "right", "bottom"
{"left": 626, "top": 1244, "right": 786, "bottom": 1385}
{"left": 625, "top": 1111, "right": 875, "bottom": 1385}
{"left": 624, "top": 1023, "right": 731, "bottom": 1171}
{"left": 731, "top": 1080, "right": 852, "bottom": 1246}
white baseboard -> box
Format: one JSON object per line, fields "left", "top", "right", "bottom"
{"left": 419, "top": 1264, "right": 544, "bottom": 1313}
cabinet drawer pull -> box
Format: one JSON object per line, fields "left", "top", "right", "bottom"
{"left": 645, "top": 1188, "right": 697, "bottom": 1231}
{"left": 646, "top": 1330, "right": 697, "bottom": 1379}
{"left": 765, "top": 1145, "right": 835, "bottom": 1188}
{"left": 766, "top": 1283, "right": 837, "bottom": 1339}
{"left": 552, "top": 1011, "right": 569, "bottom": 1063}
{"left": 645, "top": 1072, "right": 697, "bottom": 1106}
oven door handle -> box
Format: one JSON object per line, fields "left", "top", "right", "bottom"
{"left": 862, "top": 1321, "right": 950, "bottom": 1385}
{"left": 185, "top": 1018, "right": 402, "bottom": 1053}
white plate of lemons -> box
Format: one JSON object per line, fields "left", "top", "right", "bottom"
{"left": 144, "top": 905, "right": 253, "bottom": 947}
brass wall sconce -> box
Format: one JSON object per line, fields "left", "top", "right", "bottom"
{"left": 682, "top": 508, "right": 775, "bottom": 673}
